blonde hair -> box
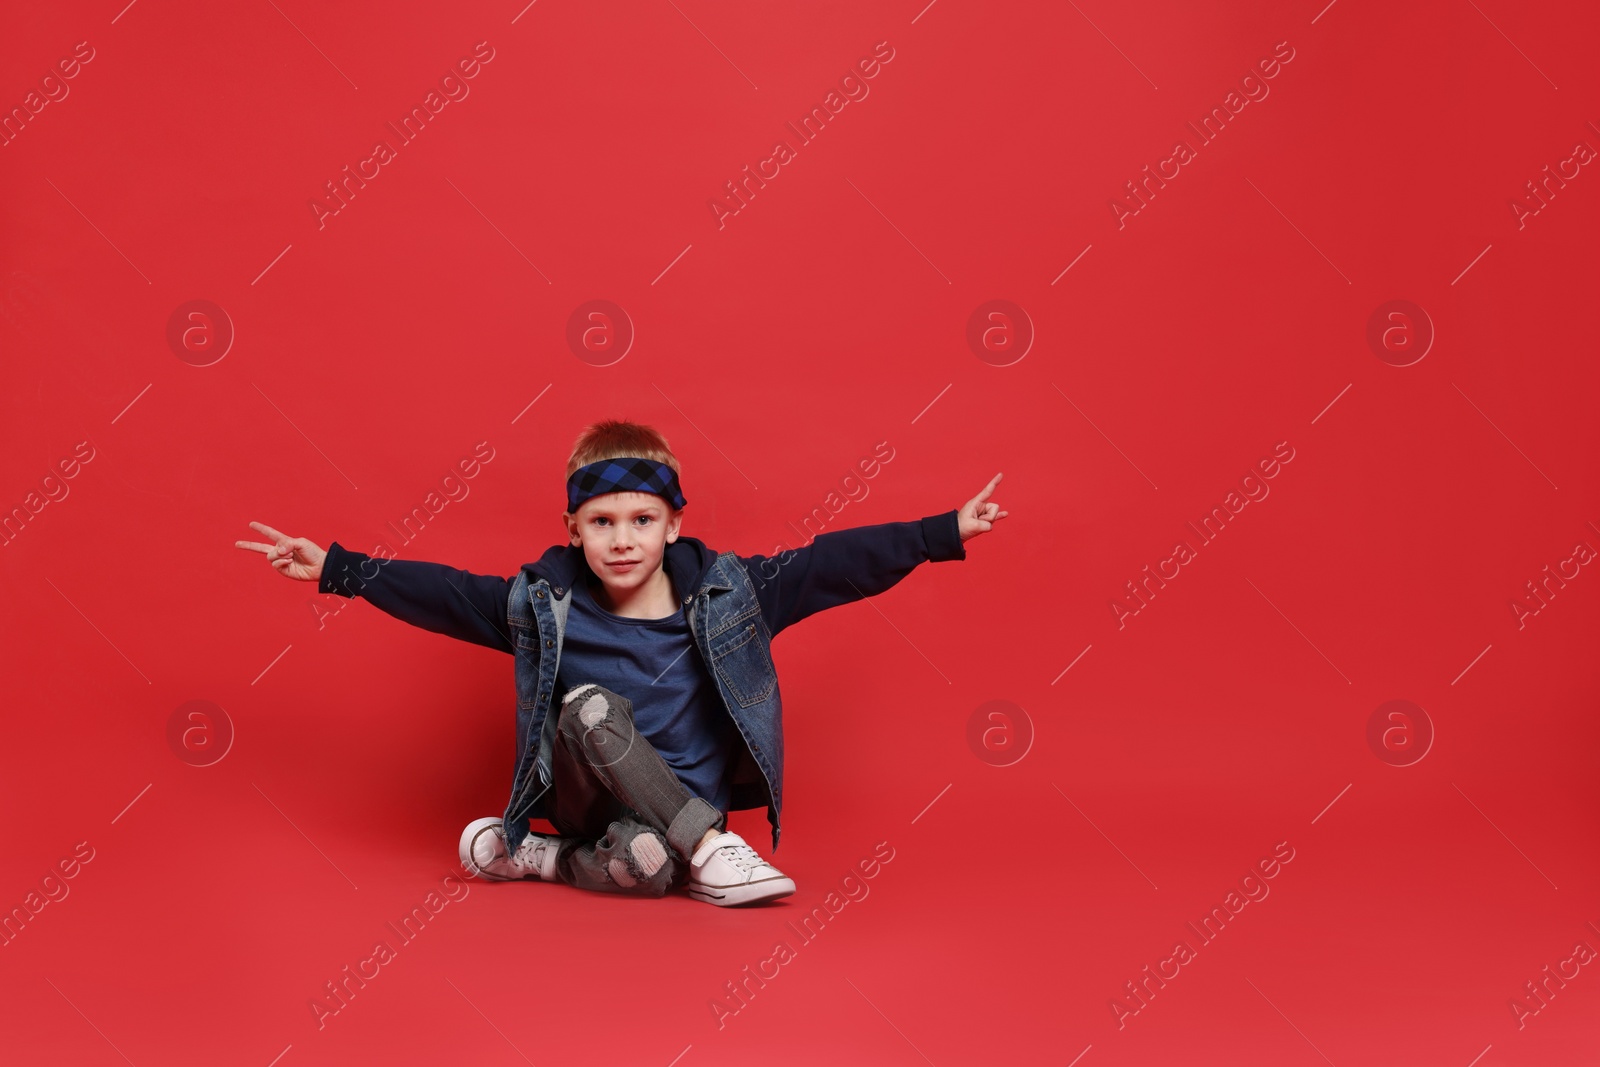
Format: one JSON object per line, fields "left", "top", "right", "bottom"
{"left": 565, "top": 419, "right": 680, "bottom": 478}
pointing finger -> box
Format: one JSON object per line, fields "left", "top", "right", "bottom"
{"left": 250, "top": 521, "right": 289, "bottom": 542}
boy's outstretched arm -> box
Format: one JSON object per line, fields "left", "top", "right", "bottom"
{"left": 743, "top": 473, "right": 1007, "bottom": 637}
{"left": 235, "top": 521, "right": 515, "bottom": 654}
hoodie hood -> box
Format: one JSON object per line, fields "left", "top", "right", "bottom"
{"left": 518, "top": 534, "right": 724, "bottom": 604}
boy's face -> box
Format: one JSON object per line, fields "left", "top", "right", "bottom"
{"left": 564, "top": 491, "right": 683, "bottom": 598}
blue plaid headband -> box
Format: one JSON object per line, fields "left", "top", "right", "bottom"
{"left": 566, "top": 457, "right": 687, "bottom": 513}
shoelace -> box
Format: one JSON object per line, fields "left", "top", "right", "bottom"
{"left": 720, "top": 842, "right": 767, "bottom": 874}
{"left": 513, "top": 835, "right": 549, "bottom": 874}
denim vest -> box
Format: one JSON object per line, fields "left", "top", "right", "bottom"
{"left": 500, "top": 549, "right": 783, "bottom": 855}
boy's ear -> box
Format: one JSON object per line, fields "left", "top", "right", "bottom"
{"left": 562, "top": 510, "right": 581, "bottom": 546}
{"left": 665, "top": 507, "right": 683, "bottom": 544}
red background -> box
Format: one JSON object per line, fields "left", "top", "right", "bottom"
{"left": 2, "top": 1, "right": 1597, "bottom": 1064}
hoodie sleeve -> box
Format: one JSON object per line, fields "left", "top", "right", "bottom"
{"left": 318, "top": 541, "right": 516, "bottom": 654}
{"left": 740, "top": 510, "right": 965, "bottom": 637}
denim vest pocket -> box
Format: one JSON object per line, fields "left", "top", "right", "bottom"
{"left": 513, "top": 633, "right": 541, "bottom": 709}
{"left": 710, "top": 619, "right": 777, "bottom": 707}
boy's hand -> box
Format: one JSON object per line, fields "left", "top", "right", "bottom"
{"left": 235, "top": 521, "right": 327, "bottom": 582}
{"left": 957, "top": 473, "right": 1008, "bottom": 542}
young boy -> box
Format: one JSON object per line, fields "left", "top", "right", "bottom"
{"left": 237, "top": 420, "right": 1005, "bottom": 906}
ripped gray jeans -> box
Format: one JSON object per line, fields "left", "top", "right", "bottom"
{"left": 546, "top": 684, "right": 726, "bottom": 897}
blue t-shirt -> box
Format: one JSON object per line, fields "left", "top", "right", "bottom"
{"left": 555, "top": 569, "right": 739, "bottom": 811}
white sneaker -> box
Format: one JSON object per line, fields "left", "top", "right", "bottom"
{"left": 687, "top": 831, "right": 796, "bottom": 906}
{"left": 459, "top": 817, "right": 560, "bottom": 882}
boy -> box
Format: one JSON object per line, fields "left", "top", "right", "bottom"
{"left": 237, "top": 420, "right": 1005, "bottom": 906}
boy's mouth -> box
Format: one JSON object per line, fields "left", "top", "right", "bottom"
{"left": 604, "top": 560, "right": 641, "bottom": 573}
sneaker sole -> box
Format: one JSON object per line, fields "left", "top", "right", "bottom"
{"left": 688, "top": 876, "right": 797, "bottom": 907}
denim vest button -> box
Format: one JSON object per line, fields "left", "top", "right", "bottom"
{"left": 535, "top": 589, "right": 545, "bottom": 599}
{"left": 545, "top": 639, "right": 554, "bottom": 648}
{"left": 554, "top": 587, "right": 564, "bottom": 596}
